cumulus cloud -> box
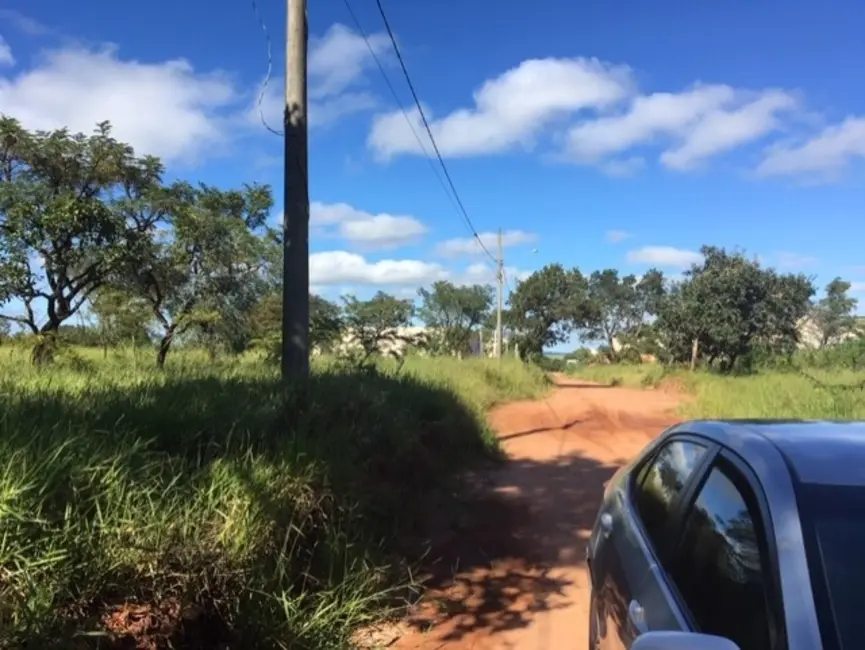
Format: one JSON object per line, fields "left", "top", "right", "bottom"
{"left": 849, "top": 281, "right": 865, "bottom": 293}
{"left": 626, "top": 246, "right": 702, "bottom": 268}
{"left": 0, "top": 35, "right": 13, "bottom": 67}
{"left": 756, "top": 116, "right": 865, "bottom": 180}
{"left": 310, "top": 251, "right": 445, "bottom": 286}
{"left": 254, "top": 23, "right": 389, "bottom": 130}
{"left": 435, "top": 230, "right": 538, "bottom": 257}
{"left": 0, "top": 43, "right": 237, "bottom": 163}
{"left": 367, "top": 52, "right": 818, "bottom": 175}
{"left": 567, "top": 85, "right": 796, "bottom": 171}
{"left": 368, "top": 57, "right": 634, "bottom": 159}
{"left": 310, "top": 201, "right": 427, "bottom": 250}
{"left": 453, "top": 262, "right": 531, "bottom": 287}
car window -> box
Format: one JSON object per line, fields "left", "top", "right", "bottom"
{"left": 669, "top": 462, "right": 774, "bottom": 650}
{"left": 633, "top": 439, "right": 707, "bottom": 554}
{"left": 797, "top": 482, "right": 865, "bottom": 650}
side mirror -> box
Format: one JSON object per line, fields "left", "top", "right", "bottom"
{"left": 631, "top": 631, "right": 741, "bottom": 650}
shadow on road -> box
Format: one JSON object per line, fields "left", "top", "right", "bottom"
{"left": 498, "top": 418, "right": 584, "bottom": 441}
{"left": 404, "top": 450, "right": 619, "bottom": 643}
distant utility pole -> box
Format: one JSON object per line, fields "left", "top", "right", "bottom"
{"left": 281, "top": 0, "right": 310, "bottom": 381}
{"left": 495, "top": 228, "right": 504, "bottom": 360}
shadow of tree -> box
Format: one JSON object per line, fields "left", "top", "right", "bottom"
{"left": 402, "top": 450, "right": 621, "bottom": 643}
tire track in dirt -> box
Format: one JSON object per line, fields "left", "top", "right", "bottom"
{"left": 389, "top": 374, "right": 683, "bottom": 650}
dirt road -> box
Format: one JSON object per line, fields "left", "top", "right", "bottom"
{"left": 391, "top": 374, "right": 682, "bottom": 650}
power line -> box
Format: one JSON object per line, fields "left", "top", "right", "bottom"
{"left": 338, "top": 0, "right": 466, "bottom": 234}
{"left": 250, "top": 0, "right": 283, "bottom": 136}
{"left": 370, "top": 0, "right": 498, "bottom": 266}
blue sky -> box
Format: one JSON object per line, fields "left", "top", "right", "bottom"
{"left": 1, "top": 1, "right": 864, "bottom": 349}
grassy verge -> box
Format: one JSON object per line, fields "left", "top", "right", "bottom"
{"left": 0, "top": 346, "right": 549, "bottom": 649}
{"left": 567, "top": 362, "right": 865, "bottom": 420}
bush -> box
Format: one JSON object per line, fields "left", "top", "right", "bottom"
{"left": 0, "top": 349, "right": 548, "bottom": 649}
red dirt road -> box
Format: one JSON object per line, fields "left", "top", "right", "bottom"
{"left": 391, "top": 375, "right": 682, "bottom": 650}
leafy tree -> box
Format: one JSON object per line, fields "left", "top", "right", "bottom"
{"left": 812, "top": 277, "right": 858, "bottom": 348}
{"left": 124, "top": 182, "right": 274, "bottom": 368}
{"left": 418, "top": 281, "right": 493, "bottom": 355}
{"left": 248, "top": 291, "right": 345, "bottom": 359}
{"left": 656, "top": 247, "right": 814, "bottom": 372}
{"left": 89, "top": 287, "right": 152, "bottom": 355}
{"left": 583, "top": 268, "right": 665, "bottom": 360}
{"left": 506, "top": 264, "right": 589, "bottom": 360}
{"left": 0, "top": 118, "right": 164, "bottom": 363}
{"left": 309, "top": 294, "right": 345, "bottom": 352}
{"left": 342, "top": 291, "right": 415, "bottom": 363}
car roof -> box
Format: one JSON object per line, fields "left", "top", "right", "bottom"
{"left": 671, "top": 419, "right": 865, "bottom": 488}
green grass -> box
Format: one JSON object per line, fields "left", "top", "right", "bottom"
{"left": 0, "top": 344, "right": 549, "bottom": 649}
{"left": 568, "top": 361, "right": 865, "bottom": 420}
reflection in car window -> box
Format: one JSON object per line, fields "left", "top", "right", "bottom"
{"left": 670, "top": 464, "right": 771, "bottom": 650}
{"left": 634, "top": 440, "right": 707, "bottom": 553}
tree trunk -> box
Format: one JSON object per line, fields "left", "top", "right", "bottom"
{"left": 689, "top": 337, "right": 700, "bottom": 372}
{"left": 31, "top": 325, "right": 59, "bottom": 367}
{"left": 156, "top": 327, "right": 176, "bottom": 370}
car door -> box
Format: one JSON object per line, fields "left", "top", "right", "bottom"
{"left": 589, "top": 435, "right": 715, "bottom": 650}
{"left": 663, "top": 450, "right": 788, "bottom": 650}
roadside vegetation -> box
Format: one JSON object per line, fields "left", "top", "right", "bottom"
{"left": 2, "top": 117, "right": 863, "bottom": 647}
{"left": 0, "top": 119, "right": 550, "bottom": 649}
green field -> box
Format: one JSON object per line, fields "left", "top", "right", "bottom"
{"left": 570, "top": 363, "right": 865, "bottom": 420}
{"left": 0, "top": 346, "right": 549, "bottom": 649}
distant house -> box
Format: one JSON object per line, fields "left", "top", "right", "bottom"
{"left": 796, "top": 315, "right": 864, "bottom": 349}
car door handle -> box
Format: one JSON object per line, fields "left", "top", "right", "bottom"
{"left": 599, "top": 512, "right": 613, "bottom": 538}
{"left": 628, "top": 599, "right": 649, "bottom": 636}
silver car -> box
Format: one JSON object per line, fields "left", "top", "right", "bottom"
{"left": 586, "top": 420, "right": 865, "bottom": 650}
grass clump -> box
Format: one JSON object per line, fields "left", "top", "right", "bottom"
{"left": 0, "top": 348, "right": 548, "bottom": 649}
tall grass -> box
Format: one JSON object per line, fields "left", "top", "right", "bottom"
{"left": 568, "top": 360, "right": 865, "bottom": 420}
{"left": 0, "top": 345, "right": 549, "bottom": 649}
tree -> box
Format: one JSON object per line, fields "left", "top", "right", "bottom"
{"left": 812, "top": 277, "right": 858, "bottom": 348}
{"left": 342, "top": 291, "right": 415, "bottom": 363}
{"left": 506, "top": 264, "right": 590, "bottom": 360}
{"left": 89, "top": 287, "right": 152, "bottom": 356}
{"left": 583, "top": 268, "right": 665, "bottom": 360}
{"left": 246, "top": 291, "right": 344, "bottom": 360}
{"left": 655, "top": 247, "right": 815, "bottom": 372}
{"left": 124, "top": 182, "right": 274, "bottom": 368}
{"left": 0, "top": 119, "right": 164, "bottom": 363}
{"left": 417, "top": 281, "right": 493, "bottom": 355}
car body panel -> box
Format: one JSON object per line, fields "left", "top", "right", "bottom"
{"left": 587, "top": 420, "right": 831, "bottom": 650}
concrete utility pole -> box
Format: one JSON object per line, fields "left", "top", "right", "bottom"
{"left": 281, "top": 0, "right": 310, "bottom": 381}
{"left": 495, "top": 228, "right": 504, "bottom": 360}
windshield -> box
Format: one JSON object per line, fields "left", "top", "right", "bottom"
{"left": 796, "top": 482, "right": 865, "bottom": 650}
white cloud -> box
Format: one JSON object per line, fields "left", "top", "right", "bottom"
{"left": 0, "top": 36, "right": 14, "bottom": 67}
{"left": 310, "top": 201, "right": 427, "bottom": 250}
{"left": 310, "top": 251, "right": 445, "bottom": 286}
{"left": 435, "top": 230, "right": 538, "bottom": 257}
{"left": 567, "top": 84, "right": 796, "bottom": 170}
{"left": 368, "top": 57, "right": 634, "bottom": 159}
{"left": 660, "top": 90, "right": 796, "bottom": 171}
{"left": 775, "top": 251, "right": 818, "bottom": 269}
{"left": 254, "top": 24, "right": 388, "bottom": 131}
{"left": 756, "top": 116, "right": 865, "bottom": 180}
{"left": 849, "top": 281, "right": 865, "bottom": 293}
{"left": 0, "top": 43, "right": 237, "bottom": 163}
{"left": 605, "top": 230, "right": 631, "bottom": 243}
{"left": 626, "top": 246, "right": 703, "bottom": 268}
{"left": 454, "top": 262, "right": 531, "bottom": 287}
